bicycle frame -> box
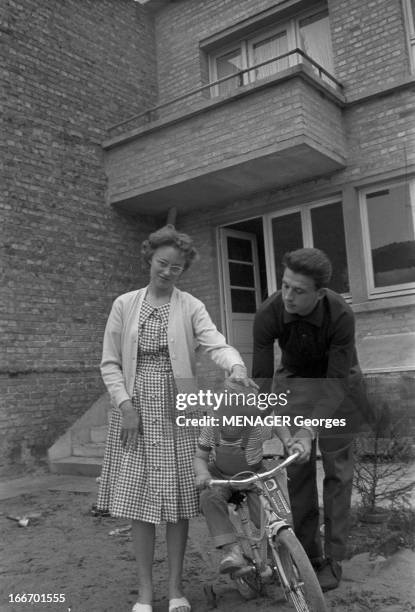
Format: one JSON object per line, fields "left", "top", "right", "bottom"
{"left": 209, "top": 453, "right": 298, "bottom": 579}
{"left": 207, "top": 452, "right": 328, "bottom": 612}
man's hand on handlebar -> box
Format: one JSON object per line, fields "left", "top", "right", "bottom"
{"left": 285, "top": 433, "right": 312, "bottom": 463}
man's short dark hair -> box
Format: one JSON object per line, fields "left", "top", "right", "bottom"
{"left": 282, "top": 248, "right": 332, "bottom": 289}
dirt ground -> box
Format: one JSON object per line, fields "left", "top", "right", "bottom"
{"left": 1, "top": 483, "right": 414, "bottom": 612}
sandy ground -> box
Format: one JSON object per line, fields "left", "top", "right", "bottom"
{"left": 0, "top": 481, "right": 414, "bottom": 612}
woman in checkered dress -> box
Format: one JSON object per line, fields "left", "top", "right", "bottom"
{"left": 96, "top": 225, "right": 255, "bottom": 612}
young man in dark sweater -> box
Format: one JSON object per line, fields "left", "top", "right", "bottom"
{"left": 252, "top": 248, "right": 368, "bottom": 591}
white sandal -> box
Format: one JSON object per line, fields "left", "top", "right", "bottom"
{"left": 168, "top": 597, "right": 191, "bottom": 612}
{"left": 132, "top": 603, "right": 152, "bottom": 612}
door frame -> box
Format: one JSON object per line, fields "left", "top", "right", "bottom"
{"left": 217, "top": 226, "right": 262, "bottom": 344}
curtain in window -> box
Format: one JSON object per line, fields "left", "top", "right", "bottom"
{"left": 253, "top": 31, "right": 288, "bottom": 80}
{"left": 299, "top": 12, "right": 334, "bottom": 75}
{"left": 216, "top": 49, "right": 242, "bottom": 95}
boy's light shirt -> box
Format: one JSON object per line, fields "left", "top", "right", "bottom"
{"left": 198, "top": 425, "right": 264, "bottom": 466}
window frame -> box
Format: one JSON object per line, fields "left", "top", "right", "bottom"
{"left": 359, "top": 178, "right": 415, "bottom": 298}
{"left": 296, "top": 7, "right": 335, "bottom": 79}
{"left": 208, "top": 3, "right": 333, "bottom": 97}
{"left": 247, "top": 21, "right": 296, "bottom": 82}
{"left": 208, "top": 41, "right": 247, "bottom": 97}
{"left": 263, "top": 197, "right": 351, "bottom": 298}
{"left": 403, "top": 0, "right": 415, "bottom": 72}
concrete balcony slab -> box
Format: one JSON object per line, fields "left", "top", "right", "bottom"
{"left": 104, "top": 69, "right": 346, "bottom": 214}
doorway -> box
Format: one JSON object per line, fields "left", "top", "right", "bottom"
{"left": 219, "top": 217, "right": 266, "bottom": 374}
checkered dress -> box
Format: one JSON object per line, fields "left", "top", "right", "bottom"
{"left": 96, "top": 299, "right": 200, "bottom": 522}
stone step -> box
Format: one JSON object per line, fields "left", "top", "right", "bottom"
{"left": 90, "top": 425, "right": 108, "bottom": 444}
{"left": 49, "top": 456, "right": 102, "bottom": 477}
{"left": 73, "top": 442, "right": 106, "bottom": 458}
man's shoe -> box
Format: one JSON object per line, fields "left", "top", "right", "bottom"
{"left": 317, "top": 558, "right": 342, "bottom": 592}
{"left": 219, "top": 544, "right": 246, "bottom": 574}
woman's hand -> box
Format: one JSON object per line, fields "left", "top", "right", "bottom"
{"left": 228, "top": 364, "right": 259, "bottom": 390}
{"left": 119, "top": 400, "right": 141, "bottom": 449}
{"left": 194, "top": 473, "right": 212, "bottom": 490}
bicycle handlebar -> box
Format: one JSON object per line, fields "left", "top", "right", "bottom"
{"left": 208, "top": 452, "right": 299, "bottom": 487}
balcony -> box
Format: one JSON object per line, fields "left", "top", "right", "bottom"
{"left": 103, "top": 51, "right": 347, "bottom": 214}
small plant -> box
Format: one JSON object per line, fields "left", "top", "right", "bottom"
{"left": 353, "top": 402, "right": 415, "bottom": 517}
{"left": 388, "top": 506, "right": 415, "bottom": 550}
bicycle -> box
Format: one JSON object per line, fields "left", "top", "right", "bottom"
{"left": 205, "top": 452, "right": 328, "bottom": 612}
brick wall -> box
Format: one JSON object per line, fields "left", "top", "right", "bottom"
{"left": 355, "top": 307, "right": 415, "bottom": 339}
{"left": 106, "top": 0, "right": 414, "bottom": 202}
{"left": 330, "top": 0, "right": 410, "bottom": 99}
{"left": 105, "top": 76, "right": 346, "bottom": 201}
{"left": 4, "top": 0, "right": 414, "bottom": 473}
{"left": 344, "top": 89, "right": 415, "bottom": 175}
{"left": 1, "top": 0, "right": 158, "bottom": 475}
{"left": 154, "top": 0, "right": 282, "bottom": 102}
{"left": 153, "top": 0, "right": 412, "bottom": 103}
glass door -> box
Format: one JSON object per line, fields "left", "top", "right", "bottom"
{"left": 220, "top": 228, "right": 261, "bottom": 375}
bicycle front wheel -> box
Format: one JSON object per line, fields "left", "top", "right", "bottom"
{"left": 271, "top": 528, "right": 328, "bottom": 612}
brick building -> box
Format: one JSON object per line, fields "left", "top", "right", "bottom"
{"left": 2, "top": 0, "right": 415, "bottom": 475}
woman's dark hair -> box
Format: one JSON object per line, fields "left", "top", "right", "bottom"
{"left": 141, "top": 224, "right": 198, "bottom": 271}
{"left": 282, "top": 248, "right": 332, "bottom": 289}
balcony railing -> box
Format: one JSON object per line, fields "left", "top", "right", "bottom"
{"left": 107, "top": 48, "right": 343, "bottom": 139}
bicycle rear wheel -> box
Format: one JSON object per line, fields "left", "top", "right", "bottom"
{"left": 270, "top": 528, "right": 328, "bottom": 612}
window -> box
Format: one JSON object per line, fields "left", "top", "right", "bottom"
{"left": 249, "top": 28, "right": 290, "bottom": 80}
{"left": 209, "top": 5, "right": 335, "bottom": 97}
{"left": 298, "top": 10, "right": 334, "bottom": 81}
{"left": 403, "top": 0, "right": 415, "bottom": 70}
{"left": 266, "top": 199, "right": 349, "bottom": 294}
{"left": 227, "top": 235, "right": 259, "bottom": 313}
{"left": 215, "top": 47, "right": 244, "bottom": 96}
{"left": 360, "top": 180, "right": 415, "bottom": 296}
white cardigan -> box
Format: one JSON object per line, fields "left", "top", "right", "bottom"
{"left": 100, "top": 286, "right": 245, "bottom": 408}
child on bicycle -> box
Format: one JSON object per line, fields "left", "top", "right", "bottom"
{"left": 193, "top": 382, "right": 311, "bottom": 574}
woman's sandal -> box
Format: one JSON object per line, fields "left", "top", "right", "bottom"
{"left": 132, "top": 603, "right": 152, "bottom": 612}
{"left": 168, "top": 597, "right": 191, "bottom": 612}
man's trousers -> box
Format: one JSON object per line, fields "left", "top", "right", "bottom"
{"left": 287, "top": 439, "right": 354, "bottom": 563}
